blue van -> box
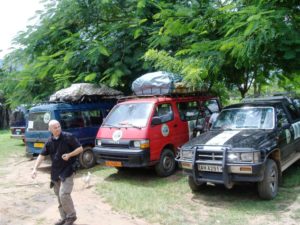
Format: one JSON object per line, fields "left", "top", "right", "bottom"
{"left": 25, "top": 100, "right": 116, "bottom": 168}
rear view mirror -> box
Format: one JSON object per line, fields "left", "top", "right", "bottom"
{"left": 151, "top": 116, "right": 162, "bottom": 125}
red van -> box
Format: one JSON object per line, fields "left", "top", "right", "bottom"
{"left": 93, "top": 93, "right": 221, "bottom": 176}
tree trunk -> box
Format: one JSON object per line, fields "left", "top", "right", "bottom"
{"left": 0, "top": 99, "right": 11, "bottom": 129}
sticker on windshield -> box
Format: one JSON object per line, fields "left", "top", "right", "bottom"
{"left": 43, "top": 112, "right": 51, "bottom": 124}
{"left": 161, "top": 124, "right": 169, "bottom": 137}
{"left": 28, "top": 121, "right": 34, "bottom": 129}
{"left": 112, "top": 130, "right": 123, "bottom": 142}
{"left": 285, "top": 129, "right": 291, "bottom": 144}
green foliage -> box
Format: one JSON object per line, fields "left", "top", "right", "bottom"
{"left": 1, "top": 0, "right": 300, "bottom": 107}
{"left": 144, "top": 49, "right": 209, "bottom": 90}
{"left": 2, "top": 0, "right": 157, "bottom": 105}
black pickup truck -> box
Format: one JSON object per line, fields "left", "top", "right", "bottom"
{"left": 177, "top": 96, "right": 300, "bottom": 199}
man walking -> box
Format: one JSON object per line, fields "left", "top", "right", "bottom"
{"left": 31, "top": 120, "right": 83, "bottom": 225}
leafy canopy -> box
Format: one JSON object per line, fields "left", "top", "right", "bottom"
{"left": 1, "top": 0, "right": 300, "bottom": 107}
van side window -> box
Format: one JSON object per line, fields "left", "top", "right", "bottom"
{"left": 60, "top": 111, "right": 84, "bottom": 129}
{"left": 177, "top": 101, "right": 199, "bottom": 121}
{"left": 83, "top": 110, "right": 103, "bottom": 126}
{"left": 154, "top": 104, "right": 173, "bottom": 123}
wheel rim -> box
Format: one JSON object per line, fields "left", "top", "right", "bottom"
{"left": 269, "top": 166, "right": 277, "bottom": 193}
{"left": 162, "top": 154, "right": 174, "bottom": 171}
{"left": 83, "top": 151, "right": 93, "bottom": 166}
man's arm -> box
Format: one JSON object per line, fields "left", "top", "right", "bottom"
{"left": 31, "top": 154, "right": 46, "bottom": 179}
{"left": 62, "top": 146, "right": 84, "bottom": 161}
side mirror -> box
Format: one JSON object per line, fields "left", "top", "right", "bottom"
{"left": 151, "top": 116, "right": 162, "bottom": 125}
{"left": 278, "top": 122, "right": 289, "bottom": 129}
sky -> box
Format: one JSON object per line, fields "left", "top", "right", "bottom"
{"left": 0, "top": 0, "right": 44, "bottom": 59}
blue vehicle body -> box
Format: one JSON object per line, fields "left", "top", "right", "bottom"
{"left": 25, "top": 100, "right": 116, "bottom": 168}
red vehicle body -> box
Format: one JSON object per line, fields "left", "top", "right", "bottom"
{"left": 93, "top": 93, "right": 221, "bottom": 176}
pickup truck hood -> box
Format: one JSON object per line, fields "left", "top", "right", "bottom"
{"left": 184, "top": 129, "right": 274, "bottom": 149}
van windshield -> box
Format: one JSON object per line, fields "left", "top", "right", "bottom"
{"left": 27, "top": 112, "right": 51, "bottom": 131}
{"left": 103, "top": 103, "right": 153, "bottom": 128}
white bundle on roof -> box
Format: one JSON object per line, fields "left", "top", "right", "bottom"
{"left": 49, "top": 83, "right": 123, "bottom": 102}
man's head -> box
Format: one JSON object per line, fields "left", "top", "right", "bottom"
{"left": 48, "top": 120, "right": 61, "bottom": 137}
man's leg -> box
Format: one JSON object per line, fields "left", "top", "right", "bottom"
{"left": 59, "top": 174, "right": 76, "bottom": 221}
{"left": 53, "top": 180, "right": 66, "bottom": 219}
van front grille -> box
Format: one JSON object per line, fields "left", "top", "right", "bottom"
{"left": 101, "top": 139, "right": 130, "bottom": 149}
{"left": 101, "top": 143, "right": 129, "bottom": 149}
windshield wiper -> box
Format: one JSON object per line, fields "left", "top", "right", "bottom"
{"left": 103, "top": 123, "right": 119, "bottom": 128}
{"left": 118, "top": 121, "right": 142, "bottom": 129}
{"left": 236, "top": 126, "right": 258, "bottom": 129}
{"left": 124, "top": 122, "right": 142, "bottom": 129}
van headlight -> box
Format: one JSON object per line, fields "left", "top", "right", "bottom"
{"left": 227, "top": 151, "right": 261, "bottom": 163}
{"left": 96, "top": 139, "right": 102, "bottom": 146}
{"left": 132, "top": 140, "right": 149, "bottom": 149}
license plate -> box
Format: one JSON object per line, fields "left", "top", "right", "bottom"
{"left": 34, "top": 142, "right": 45, "bottom": 148}
{"left": 198, "top": 164, "right": 222, "bottom": 172}
{"left": 105, "top": 161, "right": 122, "bottom": 167}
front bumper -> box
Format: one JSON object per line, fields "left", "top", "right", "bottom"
{"left": 179, "top": 159, "right": 264, "bottom": 188}
{"left": 177, "top": 145, "right": 265, "bottom": 188}
{"left": 93, "top": 146, "right": 152, "bottom": 167}
{"left": 10, "top": 134, "right": 25, "bottom": 140}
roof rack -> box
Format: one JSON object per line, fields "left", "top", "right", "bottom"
{"left": 118, "top": 90, "right": 215, "bottom": 103}
{"left": 34, "top": 96, "right": 118, "bottom": 106}
{"left": 242, "top": 95, "right": 293, "bottom": 104}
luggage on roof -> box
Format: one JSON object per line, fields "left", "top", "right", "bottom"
{"left": 49, "top": 83, "right": 123, "bottom": 102}
{"left": 131, "top": 71, "right": 183, "bottom": 95}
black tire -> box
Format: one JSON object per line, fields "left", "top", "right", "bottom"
{"left": 257, "top": 159, "right": 279, "bottom": 200}
{"left": 188, "top": 176, "right": 205, "bottom": 192}
{"left": 155, "top": 148, "right": 176, "bottom": 177}
{"left": 79, "top": 146, "right": 96, "bottom": 169}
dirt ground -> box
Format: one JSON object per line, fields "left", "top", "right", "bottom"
{"left": 1, "top": 153, "right": 300, "bottom": 225}
{"left": 0, "top": 154, "right": 153, "bottom": 225}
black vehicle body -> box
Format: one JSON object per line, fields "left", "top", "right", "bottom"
{"left": 177, "top": 96, "right": 300, "bottom": 199}
{"left": 9, "top": 106, "right": 28, "bottom": 141}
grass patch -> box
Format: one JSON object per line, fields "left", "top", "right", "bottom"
{"left": 93, "top": 163, "right": 300, "bottom": 225}
{"left": 0, "top": 130, "right": 25, "bottom": 165}
{"left": 281, "top": 163, "right": 300, "bottom": 187}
